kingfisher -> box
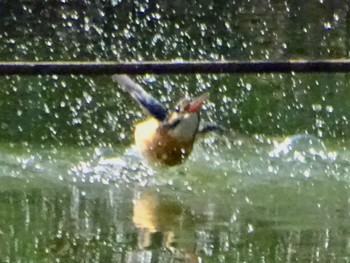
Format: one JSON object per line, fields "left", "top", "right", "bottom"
{"left": 112, "top": 75, "right": 209, "bottom": 166}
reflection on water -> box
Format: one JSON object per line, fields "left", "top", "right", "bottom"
{"left": 1, "top": 134, "right": 350, "bottom": 261}
{"left": 128, "top": 188, "right": 200, "bottom": 263}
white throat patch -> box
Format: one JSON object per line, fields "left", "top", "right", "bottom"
{"left": 168, "top": 113, "right": 200, "bottom": 142}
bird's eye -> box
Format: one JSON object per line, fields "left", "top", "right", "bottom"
{"left": 175, "top": 97, "right": 191, "bottom": 113}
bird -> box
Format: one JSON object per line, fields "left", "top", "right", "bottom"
{"left": 112, "top": 74, "right": 209, "bottom": 166}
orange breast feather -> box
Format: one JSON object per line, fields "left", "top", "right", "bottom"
{"left": 134, "top": 118, "right": 194, "bottom": 166}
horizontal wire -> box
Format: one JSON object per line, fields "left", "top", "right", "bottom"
{"left": 1, "top": 60, "right": 350, "bottom": 75}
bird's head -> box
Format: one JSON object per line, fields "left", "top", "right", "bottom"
{"left": 161, "top": 92, "right": 209, "bottom": 142}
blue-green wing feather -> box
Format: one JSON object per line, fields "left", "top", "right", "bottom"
{"left": 112, "top": 75, "right": 168, "bottom": 121}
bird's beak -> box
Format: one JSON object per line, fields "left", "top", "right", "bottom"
{"left": 187, "top": 92, "right": 209, "bottom": 113}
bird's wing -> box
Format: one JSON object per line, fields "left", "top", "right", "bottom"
{"left": 112, "top": 75, "right": 168, "bottom": 121}
{"left": 197, "top": 122, "right": 225, "bottom": 136}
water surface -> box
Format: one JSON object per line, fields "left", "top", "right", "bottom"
{"left": 1, "top": 134, "right": 350, "bottom": 262}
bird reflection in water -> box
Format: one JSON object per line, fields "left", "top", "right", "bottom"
{"left": 126, "top": 188, "right": 201, "bottom": 263}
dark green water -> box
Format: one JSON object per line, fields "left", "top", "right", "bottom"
{"left": 1, "top": 1, "right": 350, "bottom": 262}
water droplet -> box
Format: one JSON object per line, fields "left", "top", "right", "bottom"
{"left": 245, "top": 83, "right": 252, "bottom": 91}
{"left": 44, "top": 103, "right": 50, "bottom": 114}
{"left": 83, "top": 91, "right": 92, "bottom": 104}
{"left": 45, "top": 39, "right": 52, "bottom": 47}
{"left": 247, "top": 224, "right": 254, "bottom": 233}
{"left": 303, "top": 169, "right": 310, "bottom": 178}
{"left": 312, "top": 104, "right": 322, "bottom": 112}
{"left": 324, "top": 22, "right": 332, "bottom": 30}
{"left": 325, "top": 105, "right": 333, "bottom": 113}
